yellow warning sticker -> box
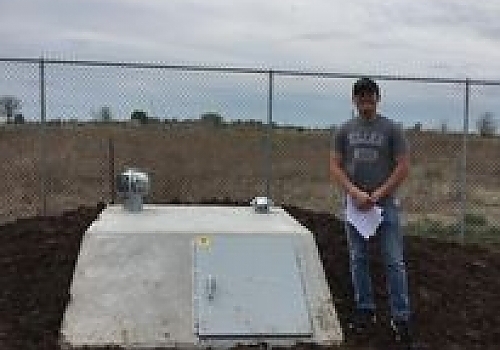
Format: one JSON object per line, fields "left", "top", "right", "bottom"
{"left": 197, "top": 236, "right": 211, "bottom": 248}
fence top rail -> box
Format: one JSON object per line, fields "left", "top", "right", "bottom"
{"left": 1, "top": 57, "right": 500, "bottom": 86}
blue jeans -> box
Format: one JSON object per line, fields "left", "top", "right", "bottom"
{"left": 345, "top": 198, "right": 411, "bottom": 321}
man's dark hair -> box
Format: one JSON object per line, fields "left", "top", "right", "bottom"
{"left": 353, "top": 77, "right": 380, "bottom": 97}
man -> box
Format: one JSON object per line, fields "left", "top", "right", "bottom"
{"left": 330, "top": 77, "right": 414, "bottom": 347}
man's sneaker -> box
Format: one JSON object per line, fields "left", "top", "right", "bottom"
{"left": 348, "top": 309, "right": 376, "bottom": 335}
{"left": 391, "top": 319, "right": 416, "bottom": 348}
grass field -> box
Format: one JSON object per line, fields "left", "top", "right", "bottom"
{"left": 1, "top": 122, "right": 500, "bottom": 243}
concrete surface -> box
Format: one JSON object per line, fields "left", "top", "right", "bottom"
{"left": 60, "top": 205, "right": 343, "bottom": 348}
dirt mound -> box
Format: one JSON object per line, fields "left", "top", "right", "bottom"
{"left": 0, "top": 200, "right": 499, "bottom": 350}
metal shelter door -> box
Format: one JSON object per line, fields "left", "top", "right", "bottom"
{"left": 193, "top": 234, "right": 312, "bottom": 338}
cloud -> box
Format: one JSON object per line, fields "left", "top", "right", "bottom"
{"left": 2, "top": 0, "right": 500, "bottom": 78}
{"left": 1, "top": 0, "right": 500, "bottom": 129}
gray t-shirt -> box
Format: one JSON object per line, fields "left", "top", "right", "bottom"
{"left": 332, "top": 114, "right": 408, "bottom": 194}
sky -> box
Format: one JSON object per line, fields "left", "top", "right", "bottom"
{"left": 1, "top": 0, "right": 500, "bottom": 130}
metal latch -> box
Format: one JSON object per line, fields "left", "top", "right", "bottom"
{"left": 206, "top": 274, "right": 216, "bottom": 301}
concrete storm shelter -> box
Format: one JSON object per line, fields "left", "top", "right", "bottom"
{"left": 60, "top": 171, "right": 343, "bottom": 348}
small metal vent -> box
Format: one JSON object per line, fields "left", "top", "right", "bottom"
{"left": 116, "top": 168, "right": 150, "bottom": 212}
{"left": 250, "top": 197, "right": 273, "bottom": 214}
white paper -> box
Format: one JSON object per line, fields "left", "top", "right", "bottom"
{"left": 346, "top": 195, "right": 383, "bottom": 240}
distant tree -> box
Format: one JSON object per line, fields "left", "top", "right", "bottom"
{"left": 48, "top": 118, "right": 62, "bottom": 126}
{"left": 164, "top": 118, "right": 178, "bottom": 124}
{"left": 148, "top": 117, "right": 161, "bottom": 124}
{"left": 201, "top": 112, "right": 223, "bottom": 126}
{"left": 440, "top": 120, "right": 448, "bottom": 134}
{"left": 99, "top": 106, "right": 112, "bottom": 122}
{"left": 245, "top": 119, "right": 263, "bottom": 128}
{"left": 0, "top": 96, "right": 22, "bottom": 124}
{"left": 477, "top": 112, "right": 496, "bottom": 137}
{"left": 14, "top": 113, "right": 25, "bottom": 124}
{"left": 131, "top": 109, "right": 148, "bottom": 124}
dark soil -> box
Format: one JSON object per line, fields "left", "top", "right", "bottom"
{"left": 1, "top": 200, "right": 499, "bottom": 350}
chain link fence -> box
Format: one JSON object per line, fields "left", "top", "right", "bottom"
{"left": 1, "top": 58, "right": 500, "bottom": 244}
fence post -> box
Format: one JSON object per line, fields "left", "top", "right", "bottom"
{"left": 266, "top": 70, "right": 274, "bottom": 201}
{"left": 39, "top": 57, "right": 47, "bottom": 216}
{"left": 109, "top": 137, "right": 116, "bottom": 204}
{"left": 460, "top": 78, "right": 470, "bottom": 243}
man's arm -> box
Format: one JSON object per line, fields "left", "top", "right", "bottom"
{"left": 371, "top": 153, "right": 409, "bottom": 202}
{"left": 329, "top": 150, "right": 372, "bottom": 209}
